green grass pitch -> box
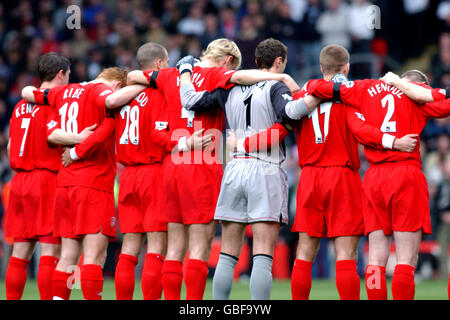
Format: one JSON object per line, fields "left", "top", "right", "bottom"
{"left": 0, "top": 279, "right": 447, "bottom": 300}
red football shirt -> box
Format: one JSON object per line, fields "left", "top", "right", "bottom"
{"left": 145, "top": 66, "right": 236, "bottom": 164}
{"left": 71, "top": 88, "right": 173, "bottom": 167}
{"left": 115, "top": 87, "right": 171, "bottom": 166}
{"left": 33, "top": 81, "right": 116, "bottom": 192}
{"left": 309, "top": 79, "right": 450, "bottom": 166}
{"left": 9, "top": 99, "right": 60, "bottom": 172}
{"left": 293, "top": 83, "right": 385, "bottom": 169}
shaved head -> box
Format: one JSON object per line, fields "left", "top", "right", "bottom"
{"left": 136, "top": 43, "right": 168, "bottom": 69}
{"left": 401, "top": 69, "right": 430, "bottom": 85}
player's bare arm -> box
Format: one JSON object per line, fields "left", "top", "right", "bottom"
{"left": 392, "top": 134, "right": 419, "bottom": 152}
{"left": 61, "top": 148, "right": 73, "bottom": 167}
{"left": 173, "top": 128, "right": 214, "bottom": 153}
{"left": 126, "top": 70, "right": 148, "bottom": 86}
{"left": 230, "top": 70, "right": 300, "bottom": 93}
{"left": 178, "top": 54, "right": 301, "bottom": 93}
{"left": 381, "top": 72, "right": 434, "bottom": 103}
{"left": 104, "top": 84, "right": 147, "bottom": 109}
{"left": 179, "top": 58, "right": 315, "bottom": 119}
{"left": 21, "top": 86, "right": 38, "bottom": 103}
{"left": 47, "top": 124, "right": 97, "bottom": 146}
{"left": 226, "top": 130, "right": 239, "bottom": 152}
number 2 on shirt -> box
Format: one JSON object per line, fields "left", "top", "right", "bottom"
{"left": 309, "top": 102, "right": 332, "bottom": 144}
{"left": 380, "top": 94, "right": 396, "bottom": 133}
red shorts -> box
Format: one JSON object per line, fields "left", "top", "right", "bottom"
{"left": 362, "top": 161, "right": 431, "bottom": 236}
{"left": 54, "top": 186, "right": 116, "bottom": 238}
{"left": 5, "top": 169, "right": 59, "bottom": 240}
{"left": 160, "top": 157, "right": 222, "bottom": 225}
{"left": 292, "top": 166, "right": 364, "bottom": 238}
{"left": 118, "top": 164, "right": 167, "bottom": 233}
{"left": 14, "top": 235, "right": 61, "bottom": 244}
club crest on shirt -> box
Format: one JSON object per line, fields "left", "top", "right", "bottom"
{"left": 355, "top": 112, "right": 365, "bottom": 121}
{"left": 343, "top": 81, "right": 354, "bottom": 88}
{"left": 155, "top": 121, "right": 168, "bottom": 131}
{"left": 282, "top": 93, "right": 292, "bottom": 101}
{"left": 331, "top": 73, "right": 347, "bottom": 83}
{"left": 47, "top": 120, "right": 58, "bottom": 130}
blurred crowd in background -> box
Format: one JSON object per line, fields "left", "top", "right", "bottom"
{"left": 0, "top": 0, "right": 448, "bottom": 283}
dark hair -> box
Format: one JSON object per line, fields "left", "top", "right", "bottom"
{"left": 255, "top": 38, "right": 287, "bottom": 69}
{"left": 319, "top": 44, "right": 350, "bottom": 75}
{"left": 37, "top": 52, "right": 71, "bottom": 82}
{"left": 401, "top": 69, "right": 430, "bottom": 86}
{"left": 136, "top": 42, "right": 168, "bottom": 69}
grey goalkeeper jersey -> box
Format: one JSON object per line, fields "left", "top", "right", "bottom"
{"left": 180, "top": 80, "right": 296, "bottom": 165}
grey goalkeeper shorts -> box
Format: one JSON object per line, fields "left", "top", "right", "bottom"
{"left": 214, "top": 158, "right": 288, "bottom": 225}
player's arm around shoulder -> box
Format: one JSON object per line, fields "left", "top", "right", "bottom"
{"left": 126, "top": 70, "right": 150, "bottom": 86}
{"left": 178, "top": 56, "right": 229, "bottom": 111}
{"left": 21, "top": 86, "right": 38, "bottom": 103}
{"left": 104, "top": 84, "right": 146, "bottom": 109}
{"left": 21, "top": 84, "right": 65, "bottom": 105}
{"left": 380, "top": 72, "right": 437, "bottom": 103}
{"left": 178, "top": 65, "right": 206, "bottom": 110}
{"left": 230, "top": 71, "right": 300, "bottom": 93}
{"left": 280, "top": 81, "right": 321, "bottom": 121}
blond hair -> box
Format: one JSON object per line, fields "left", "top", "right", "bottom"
{"left": 201, "top": 38, "right": 242, "bottom": 69}
{"left": 97, "top": 67, "right": 128, "bottom": 88}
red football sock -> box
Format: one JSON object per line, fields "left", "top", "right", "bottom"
{"left": 80, "top": 264, "right": 104, "bottom": 300}
{"left": 115, "top": 253, "right": 138, "bottom": 300}
{"left": 291, "top": 259, "right": 313, "bottom": 300}
{"left": 161, "top": 260, "right": 183, "bottom": 300}
{"left": 141, "top": 253, "right": 165, "bottom": 300}
{"left": 447, "top": 274, "right": 450, "bottom": 300}
{"left": 5, "top": 257, "right": 29, "bottom": 300}
{"left": 365, "top": 265, "right": 387, "bottom": 300}
{"left": 392, "top": 264, "right": 415, "bottom": 300}
{"left": 52, "top": 270, "right": 73, "bottom": 300}
{"left": 335, "top": 260, "right": 360, "bottom": 300}
{"left": 184, "top": 259, "right": 208, "bottom": 300}
{"left": 37, "top": 256, "right": 59, "bottom": 300}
